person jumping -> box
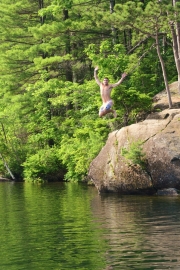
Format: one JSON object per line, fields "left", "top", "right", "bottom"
{"left": 94, "top": 66, "right": 127, "bottom": 118}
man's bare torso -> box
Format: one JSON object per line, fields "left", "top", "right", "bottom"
{"left": 100, "top": 84, "right": 113, "bottom": 103}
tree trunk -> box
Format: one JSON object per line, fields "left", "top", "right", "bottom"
{"left": 172, "top": 0, "right": 180, "bottom": 93}
{"left": 110, "top": 0, "right": 118, "bottom": 44}
{"left": 169, "top": 22, "right": 180, "bottom": 93}
{"left": 124, "top": 29, "right": 132, "bottom": 52}
{"left": 155, "top": 35, "right": 173, "bottom": 109}
{"left": 63, "top": 9, "right": 73, "bottom": 82}
{"left": 39, "top": 0, "right": 45, "bottom": 24}
{"left": 0, "top": 153, "right": 15, "bottom": 180}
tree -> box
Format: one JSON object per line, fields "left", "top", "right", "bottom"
{"left": 167, "top": 0, "right": 180, "bottom": 93}
{"left": 105, "top": 1, "right": 174, "bottom": 108}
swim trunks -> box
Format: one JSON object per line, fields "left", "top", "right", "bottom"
{"left": 100, "top": 100, "right": 113, "bottom": 112}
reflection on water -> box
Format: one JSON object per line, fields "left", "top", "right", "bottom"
{"left": 92, "top": 195, "right": 180, "bottom": 269}
{"left": 0, "top": 182, "right": 180, "bottom": 269}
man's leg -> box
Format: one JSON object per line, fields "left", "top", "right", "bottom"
{"left": 99, "top": 105, "right": 105, "bottom": 117}
{"left": 105, "top": 101, "right": 117, "bottom": 118}
{"left": 99, "top": 101, "right": 117, "bottom": 118}
{"left": 99, "top": 109, "right": 117, "bottom": 118}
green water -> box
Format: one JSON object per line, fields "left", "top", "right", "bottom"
{"left": 0, "top": 182, "right": 180, "bottom": 270}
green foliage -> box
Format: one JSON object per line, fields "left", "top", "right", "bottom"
{"left": 121, "top": 140, "right": 146, "bottom": 169}
{"left": 85, "top": 40, "right": 129, "bottom": 77}
{"left": 0, "top": 0, "right": 178, "bottom": 182}
{"left": 58, "top": 119, "right": 109, "bottom": 181}
{"left": 23, "top": 147, "right": 64, "bottom": 182}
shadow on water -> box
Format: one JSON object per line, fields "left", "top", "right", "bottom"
{"left": 0, "top": 182, "right": 180, "bottom": 269}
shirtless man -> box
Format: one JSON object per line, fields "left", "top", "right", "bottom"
{"left": 94, "top": 66, "right": 127, "bottom": 117}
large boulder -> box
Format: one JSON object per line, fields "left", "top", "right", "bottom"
{"left": 88, "top": 83, "right": 180, "bottom": 194}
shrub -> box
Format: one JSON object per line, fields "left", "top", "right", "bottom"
{"left": 121, "top": 140, "right": 146, "bottom": 169}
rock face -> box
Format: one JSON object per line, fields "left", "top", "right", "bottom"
{"left": 88, "top": 84, "right": 180, "bottom": 195}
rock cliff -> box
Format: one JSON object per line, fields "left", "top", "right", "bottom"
{"left": 88, "top": 82, "right": 180, "bottom": 195}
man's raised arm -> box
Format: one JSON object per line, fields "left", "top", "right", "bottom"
{"left": 94, "top": 66, "right": 101, "bottom": 86}
{"left": 111, "top": 72, "right": 127, "bottom": 88}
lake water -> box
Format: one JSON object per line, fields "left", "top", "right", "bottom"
{"left": 0, "top": 182, "right": 180, "bottom": 270}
